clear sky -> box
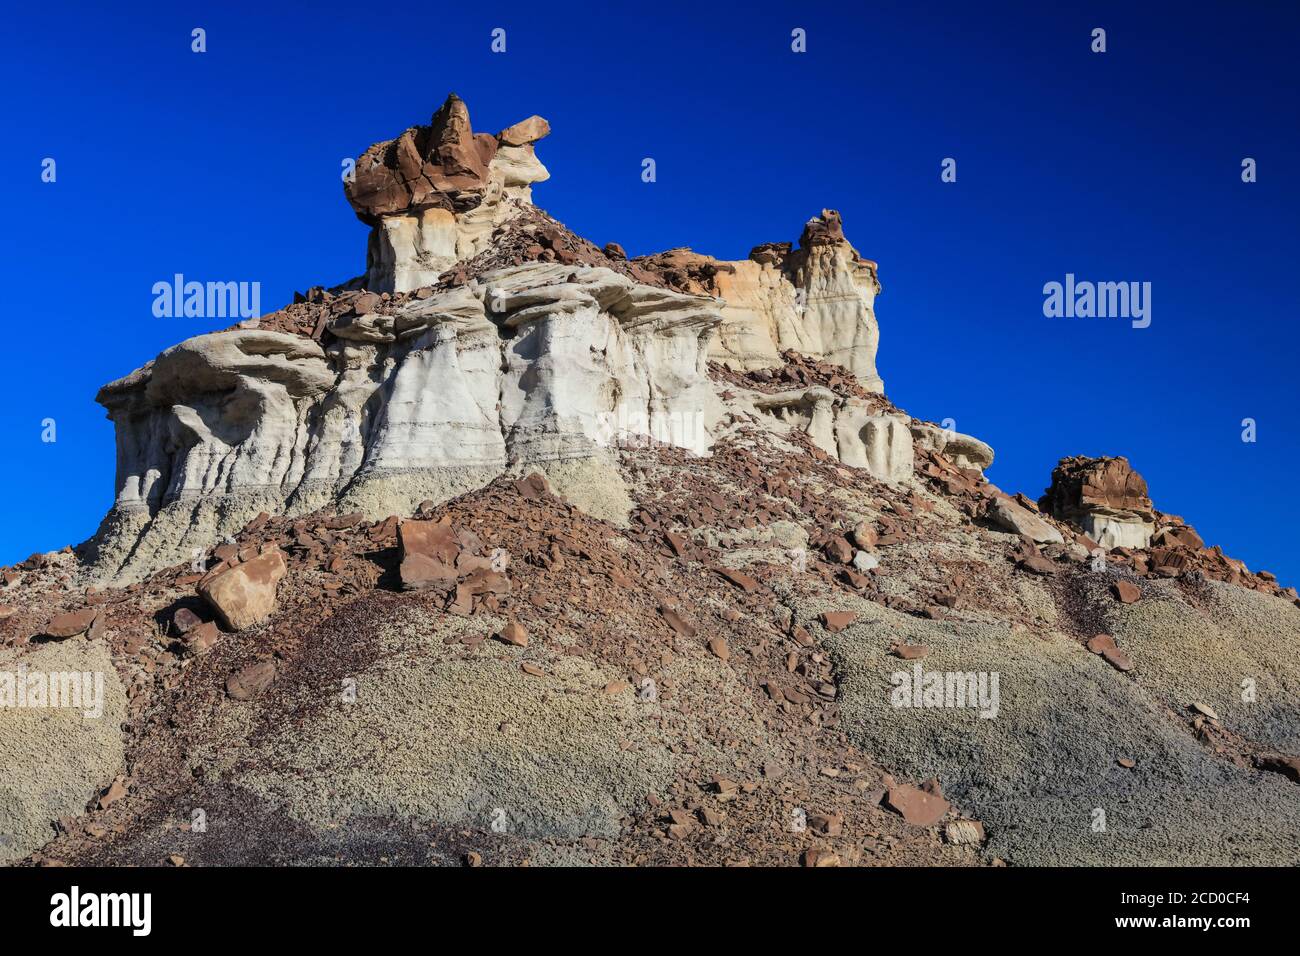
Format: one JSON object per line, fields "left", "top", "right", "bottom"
{"left": 3, "top": 1, "right": 1297, "bottom": 584}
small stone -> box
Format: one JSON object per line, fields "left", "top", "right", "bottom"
{"left": 820, "top": 611, "right": 857, "bottom": 633}
{"left": 1101, "top": 646, "right": 1134, "bottom": 672}
{"left": 707, "top": 637, "right": 730, "bottom": 661}
{"left": 226, "top": 660, "right": 276, "bottom": 700}
{"left": 1086, "top": 634, "right": 1117, "bottom": 654}
{"left": 1112, "top": 580, "right": 1142, "bottom": 604}
{"left": 884, "top": 784, "right": 950, "bottom": 827}
{"left": 850, "top": 521, "right": 877, "bottom": 551}
{"left": 172, "top": 607, "right": 203, "bottom": 634}
{"left": 890, "top": 643, "right": 929, "bottom": 660}
{"left": 852, "top": 551, "right": 880, "bottom": 573}
{"left": 497, "top": 620, "right": 529, "bottom": 647}
{"left": 183, "top": 621, "right": 221, "bottom": 656}
{"left": 825, "top": 537, "right": 854, "bottom": 564}
{"left": 1190, "top": 702, "right": 1219, "bottom": 721}
{"left": 1117, "top": 758, "right": 1136, "bottom": 769}
{"left": 808, "top": 813, "right": 844, "bottom": 836}
{"left": 944, "top": 820, "right": 985, "bottom": 845}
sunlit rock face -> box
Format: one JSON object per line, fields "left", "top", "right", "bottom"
{"left": 347, "top": 94, "right": 551, "bottom": 294}
{"left": 1039, "top": 455, "right": 1156, "bottom": 549}
{"left": 639, "top": 210, "right": 885, "bottom": 392}
{"left": 89, "top": 266, "right": 724, "bottom": 580}
{"left": 86, "top": 98, "right": 908, "bottom": 582}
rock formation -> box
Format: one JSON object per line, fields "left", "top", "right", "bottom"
{"left": 85, "top": 98, "right": 912, "bottom": 582}
{"left": 638, "top": 209, "right": 885, "bottom": 390}
{"left": 6, "top": 95, "right": 1298, "bottom": 872}
{"left": 1039, "top": 455, "right": 1155, "bottom": 549}
{"left": 347, "top": 94, "right": 552, "bottom": 293}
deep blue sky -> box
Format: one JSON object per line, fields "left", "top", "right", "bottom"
{"left": 3, "top": 1, "right": 1297, "bottom": 584}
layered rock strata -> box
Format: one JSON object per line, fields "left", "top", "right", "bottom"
{"left": 1039, "top": 455, "right": 1156, "bottom": 549}
{"left": 638, "top": 210, "right": 885, "bottom": 390}
{"left": 86, "top": 97, "right": 949, "bottom": 581}
{"left": 347, "top": 94, "right": 552, "bottom": 293}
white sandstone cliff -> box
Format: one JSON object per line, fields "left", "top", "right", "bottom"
{"left": 85, "top": 98, "right": 933, "bottom": 581}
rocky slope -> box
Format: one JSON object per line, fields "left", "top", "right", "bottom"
{"left": 2, "top": 97, "right": 1298, "bottom": 868}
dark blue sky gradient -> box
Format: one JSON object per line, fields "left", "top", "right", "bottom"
{"left": 3, "top": 1, "right": 1297, "bottom": 582}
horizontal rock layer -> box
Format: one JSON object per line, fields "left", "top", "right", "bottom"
{"left": 90, "top": 264, "right": 726, "bottom": 579}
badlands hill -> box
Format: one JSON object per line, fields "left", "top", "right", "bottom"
{"left": 2, "top": 96, "right": 1298, "bottom": 867}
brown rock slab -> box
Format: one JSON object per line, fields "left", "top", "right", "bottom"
{"left": 890, "top": 643, "right": 930, "bottom": 660}
{"left": 399, "top": 517, "right": 460, "bottom": 564}
{"left": 1018, "top": 554, "right": 1057, "bottom": 576}
{"left": 1086, "top": 634, "right": 1117, "bottom": 654}
{"left": 514, "top": 472, "right": 551, "bottom": 500}
{"left": 498, "top": 115, "right": 550, "bottom": 147}
{"left": 716, "top": 567, "right": 759, "bottom": 593}
{"left": 226, "top": 660, "right": 277, "bottom": 701}
{"left": 1112, "top": 580, "right": 1142, "bottom": 604}
{"left": 707, "top": 637, "right": 730, "bottom": 661}
{"left": 659, "top": 607, "right": 695, "bottom": 637}
{"left": 1100, "top": 646, "right": 1134, "bottom": 672}
{"left": 44, "top": 609, "right": 99, "bottom": 639}
{"left": 820, "top": 611, "right": 857, "bottom": 633}
{"left": 400, "top": 552, "right": 459, "bottom": 592}
{"left": 497, "top": 620, "right": 529, "bottom": 647}
{"left": 199, "top": 548, "right": 287, "bottom": 630}
{"left": 884, "top": 784, "right": 950, "bottom": 827}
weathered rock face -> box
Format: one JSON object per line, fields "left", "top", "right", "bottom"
{"left": 90, "top": 263, "right": 724, "bottom": 579}
{"left": 639, "top": 210, "right": 885, "bottom": 391}
{"left": 347, "top": 94, "right": 551, "bottom": 293}
{"left": 1039, "top": 456, "right": 1155, "bottom": 549}
{"left": 85, "top": 97, "right": 909, "bottom": 581}
{"left": 744, "top": 386, "right": 913, "bottom": 482}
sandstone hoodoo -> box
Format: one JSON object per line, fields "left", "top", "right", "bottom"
{"left": 1039, "top": 455, "right": 1155, "bottom": 549}
{"left": 3, "top": 95, "right": 1298, "bottom": 870}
